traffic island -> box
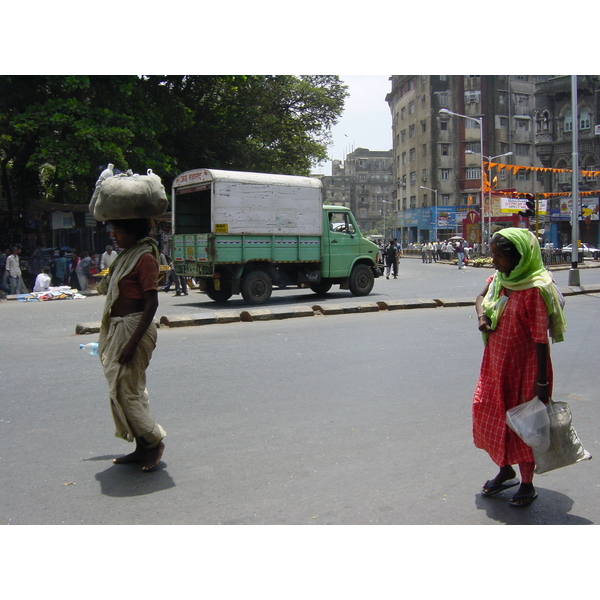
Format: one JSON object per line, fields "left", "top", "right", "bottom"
{"left": 433, "top": 298, "right": 476, "bottom": 307}
{"left": 75, "top": 317, "right": 161, "bottom": 334}
{"left": 240, "top": 308, "right": 275, "bottom": 322}
{"left": 376, "top": 299, "right": 438, "bottom": 311}
{"left": 271, "top": 306, "right": 315, "bottom": 320}
{"left": 312, "top": 304, "right": 345, "bottom": 315}
{"left": 159, "top": 314, "right": 216, "bottom": 327}
{"left": 76, "top": 322, "right": 101, "bottom": 334}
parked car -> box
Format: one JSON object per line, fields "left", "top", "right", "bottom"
{"left": 561, "top": 243, "right": 600, "bottom": 259}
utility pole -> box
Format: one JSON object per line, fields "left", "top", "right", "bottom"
{"left": 569, "top": 75, "right": 581, "bottom": 286}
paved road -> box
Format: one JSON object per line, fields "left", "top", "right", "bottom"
{"left": 4, "top": 258, "right": 600, "bottom": 335}
{"left": 1, "top": 258, "right": 598, "bottom": 526}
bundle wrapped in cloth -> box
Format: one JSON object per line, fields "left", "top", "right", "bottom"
{"left": 90, "top": 163, "right": 168, "bottom": 221}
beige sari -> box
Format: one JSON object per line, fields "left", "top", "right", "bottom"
{"left": 98, "top": 239, "right": 166, "bottom": 447}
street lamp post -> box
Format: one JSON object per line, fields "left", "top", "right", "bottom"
{"left": 439, "top": 108, "right": 484, "bottom": 247}
{"left": 381, "top": 200, "right": 392, "bottom": 242}
{"left": 420, "top": 185, "right": 438, "bottom": 241}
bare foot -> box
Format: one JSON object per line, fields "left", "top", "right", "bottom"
{"left": 142, "top": 441, "right": 164, "bottom": 472}
{"left": 113, "top": 445, "right": 146, "bottom": 464}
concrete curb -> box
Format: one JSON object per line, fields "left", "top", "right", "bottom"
{"left": 73, "top": 284, "right": 600, "bottom": 334}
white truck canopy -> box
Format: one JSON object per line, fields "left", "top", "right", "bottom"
{"left": 173, "top": 168, "right": 323, "bottom": 235}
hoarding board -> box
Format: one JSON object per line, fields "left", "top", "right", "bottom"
{"left": 500, "top": 197, "right": 547, "bottom": 215}
{"left": 560, "top": 197, "right": 598, "bottom": 220}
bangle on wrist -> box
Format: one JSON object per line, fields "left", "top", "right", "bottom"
{"left": 537, "top": 381, "right": 549, "bottom": 386}
{"left": 478, "top": 313, "right": 485, "bottom": 319}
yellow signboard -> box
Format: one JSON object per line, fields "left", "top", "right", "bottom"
{"left": 215, "top": 223, "right": 228, "bottom": 233}
{"left": 499, "top": 197, "right": 547, "bottom": 215}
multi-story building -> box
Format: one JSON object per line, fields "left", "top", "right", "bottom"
{"left": 321, "top": 148, "right": 393, "bottom": 236}
{"left": 386, "top": 76, "right": 549, "bottom": 246}
{"left": 321, "top": 160, "right": 352, "bottom": 209}
{"left": 534, "top": 75, "right": 600, "bottom": 247}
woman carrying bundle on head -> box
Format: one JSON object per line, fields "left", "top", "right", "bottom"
{"left": 472, "top": 228, "right": 566, "bottom": 507}
{"left": 98, "top": 218, "right": 166, "bottom": 472}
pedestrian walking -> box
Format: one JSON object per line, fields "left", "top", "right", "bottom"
{"left": 384, "top": 239, "right": 399, "bottom": 279}
{"left": 174, "top": 273, "right": 188, "bottom": 296}
{"left": 6, "top": 247, "right": 22, "bottom": 294}
{"left": 98, "top": 218, "right": 166, "bottom": 472}
{"left": 473, "top": 228, "right": 566, "bottom": 507}
{"left": 425, "top": 242, "right": 433, "bottom": 263}
{"left": 454, "top": 241, "right": 465, "bottom": 269}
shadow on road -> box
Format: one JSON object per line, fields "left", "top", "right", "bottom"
{"left": 166, "top": 289, "right": 361, "bottom": 311}
{"left": 475, "top": 487, "right": 593, "bottom": 524}
{"left": 94, "top": 461, "right": 175, "bottom": 497}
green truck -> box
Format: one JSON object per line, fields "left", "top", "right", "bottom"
{"left": 171, "top": 168, "right": 381, "bottom": 305}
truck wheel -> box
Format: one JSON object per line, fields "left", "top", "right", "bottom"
{"left": 348, "top": 264, "right": 374, "bottom": 296}
{"left": 241, "top": 270, "right": 272, "bottom": 304}
{"left": 309, "top": 281, "right": 332, "bottom": 295}
{"left": 205, "top": 280, "right": 232, "bottom": 302}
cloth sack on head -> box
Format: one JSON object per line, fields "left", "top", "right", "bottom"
{"left": 90, "top": 167, "right": 168, "bottom": 221}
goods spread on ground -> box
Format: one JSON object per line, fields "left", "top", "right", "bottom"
{"left": 16, "top": 287, "right": 87, "bottom": 301}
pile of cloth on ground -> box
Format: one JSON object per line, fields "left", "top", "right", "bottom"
{"left": 16, "top": 286, "right": 87, "bottom": 301}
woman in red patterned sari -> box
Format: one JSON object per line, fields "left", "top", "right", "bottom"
{"left": 473, "top": 228, "right": 566, "bottom": 507}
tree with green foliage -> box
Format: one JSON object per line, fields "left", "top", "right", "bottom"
{"left": 0, "top": 75, "right": 191, "bottom": 212}
{"left": 0, "top": 75, "right": 347, "bottom": 218}
{"left": 150, "top": 75, "right": 347, "bottom": 175}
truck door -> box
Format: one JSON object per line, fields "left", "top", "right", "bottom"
{"left": 323, "top": 210, "right": 361, "bottom": 277}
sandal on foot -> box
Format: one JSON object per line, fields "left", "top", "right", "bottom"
{"left": 509, "top": 492, "right": 538, "bottom": 508}
{"left": 481, "top": 479, "right": 519, "bottom": 497}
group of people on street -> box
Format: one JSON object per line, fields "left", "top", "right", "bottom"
{"left": 0, "top": 240, "right": 193, "bottom": 299}
{"left": 0, "top": 245, "right": 102, "bottom": 294}
{"left": 4, "top": 219, "right": 574, "bottom": 505}
{"left": 379, "top": 238, "right": 472, "bottom": 274}
{"left": 94, "top": 222, "right": 570, "bottom": 500}
{"left": 419, "top": 240, "right": 471, "bottom": 264}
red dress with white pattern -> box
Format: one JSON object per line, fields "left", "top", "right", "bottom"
{"left": 472, "top": 277, "right": 552, "bottom": 467}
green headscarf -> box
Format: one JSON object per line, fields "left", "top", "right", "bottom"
{"left": 480, "top": 228, "right": 566, "bottom": 344}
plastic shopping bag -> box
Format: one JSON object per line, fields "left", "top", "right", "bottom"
{"left": 506, "top": 396, "right": 550, "bottom": 451}
{"left": 533, "top": 399, "right": 592, "bottom": 474}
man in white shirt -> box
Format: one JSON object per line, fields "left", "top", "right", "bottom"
{"left": 6, "top": 247, "right": 21, "bottom": 294}
{"left": 100, "top": 245, "right": 117, "bottom": 271}
{"left": 33, "top": 266, "right": 52, "bottom": 292}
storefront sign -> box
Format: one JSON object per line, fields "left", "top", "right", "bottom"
{"left": 51, "top": 211, "right": 75, "bottom": 229}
